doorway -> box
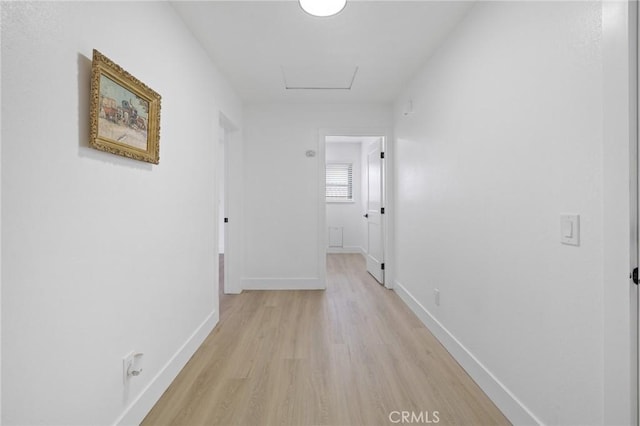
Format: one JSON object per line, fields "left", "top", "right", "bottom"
{"left": 218, "top": 113, "right": 241, "bottom": 304}
{"left": 323, "top": 134, "right": 387, "bottom": 286}
{"left": 218, "top": 122, "right": 230, "bottom": 312}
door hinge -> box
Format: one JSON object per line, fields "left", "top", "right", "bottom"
{"left": 381, "top": 207, "right": 385, "bottom": 214}
{"left": 380, "top": 152, "right": 385, "bottom": 159}
{"left": 632, "top": 267, "right": 639, "bottom": 285}
{"left": 381, "top": 263, "right": 385, "bottom": 270}
{"left": 224, "top": 218, "right": 229, "bottom": 223}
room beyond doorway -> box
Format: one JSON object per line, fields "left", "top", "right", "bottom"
{"left": 324, "top": 134, "right": 386, "bottom": 286}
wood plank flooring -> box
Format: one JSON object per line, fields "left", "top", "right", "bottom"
{"left": 142, "top": 254, "right": 510, "bottom": 426}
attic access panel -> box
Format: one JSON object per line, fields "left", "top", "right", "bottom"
{"left": 281, "top": 65, "right": 358, "bottom": 90}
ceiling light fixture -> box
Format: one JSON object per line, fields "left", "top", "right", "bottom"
{"left": 299, "top": 0, "right": 346, "bottom": 17}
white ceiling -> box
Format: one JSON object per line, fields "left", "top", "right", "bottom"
{"left": 170, "top": 1, "right": 474, "bottom": 103}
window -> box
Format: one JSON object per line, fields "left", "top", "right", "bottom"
{"left": 326, "top": 163, "right": 353, "bottom": 202}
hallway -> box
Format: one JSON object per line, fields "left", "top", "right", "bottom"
{"left": 142, "top": 254, "right": 509, "bottom": 425}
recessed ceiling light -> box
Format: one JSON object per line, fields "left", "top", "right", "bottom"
{"left": 299, "top": 0, "right": 346, "bottom": 17}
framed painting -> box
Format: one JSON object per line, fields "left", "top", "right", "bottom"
{"left": 90, "top": 49, "right": 161, "bottom": 164}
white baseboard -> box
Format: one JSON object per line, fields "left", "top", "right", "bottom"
{"left": 242, "top": 277, "right": 325, "bottom": 290}
{"left": 393, "top": 280, "right": 542, "bottom": 426}
{"left": 327, "top": 246, "right": 365, "bottom": 254}
{"left": 113, "top": 310, "right": 219, "bottom": 426}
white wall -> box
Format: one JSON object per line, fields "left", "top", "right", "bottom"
{"left": 393, "top": 2, "right": 610, "bottom": 425}
{"left": 1, "top": 2, "right": 242, "bottom": 425}
{"left": 326, "top": 142, "right": 364, "bottom": 253}
{"left": 242, "top": 103, "right": 391, "bottom": 289}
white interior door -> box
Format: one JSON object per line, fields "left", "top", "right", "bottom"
{"left": 218, "top": 125, "right": 229, "bottom": 294}
{"left": 366, "top": 140, "right": 384, "bottom": 284}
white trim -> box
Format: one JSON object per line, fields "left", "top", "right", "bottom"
{"left": 633, "top": 0, "right": 639, "bottom": 297}
{"left": 0, "top": 39, "right": 3, "bottom": 420}
{"left": 318, "top": 134, "right": 328, "bottom": 286}
{"left": 241, "top": 278, "right": 325, "bottom": 290}
{"left": 383, "top": 132, "right": 395, "bottom": 290}
{"left": 602, "top": 2, "right": 638, "bottom": 424}
{"left": 393, "top": 280, "right": 541, "bottom": 426}
{"left": 634, "top": 3, "right": 640, "bottom": 425}
{"left": 113, "top": 310, "right": 219, "bottom": 426}
{"left": 326, "top": 246, "right": 365, "bottom": 254}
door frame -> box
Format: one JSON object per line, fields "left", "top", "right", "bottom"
{"left": 218, "top": 113, "right": 241, "bottom": 295}
{"left": 318, "top": 127, "right": 394, "bottom": 289}
{"left": 218, "top": 122, "right": 230, "bottom": 295}
{"left": 635, "top": 2, "right": 640, "bottom": 423}
{"left": 602, "top": 1, "right": 638, "bottom": 424}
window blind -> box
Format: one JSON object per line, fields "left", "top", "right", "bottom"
{"left": 326, "top": 163, "right": 353, "bottom": 201}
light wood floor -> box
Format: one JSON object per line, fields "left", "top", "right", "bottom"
{"left": 142, "top": 254, "right": 510, "bottom": 426}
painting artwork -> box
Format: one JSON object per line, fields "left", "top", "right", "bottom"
{"left": 90, "top": 50, "right": 161, "bottom": 164}
{"left": 98, "top": 75, "right": 150, "bottom": 150}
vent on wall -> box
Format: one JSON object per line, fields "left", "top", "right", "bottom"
{"left": 281, "top": 65, "right": 359, "bottom": 90}
{"left": 328, "top": 227, "right": 344, "bottom": 248}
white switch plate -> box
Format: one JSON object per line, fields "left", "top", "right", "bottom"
{"left": 560, "top": 214, "right": 580, "bottom": 246}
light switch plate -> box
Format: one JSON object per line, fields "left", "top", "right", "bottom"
{"left": 560, "top": 214, "right": 580, "bottom": 246}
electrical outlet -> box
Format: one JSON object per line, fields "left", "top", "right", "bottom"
{"left": 123, "top": 352, "right": 134, "bottom": 384}
{"left": 434, "top": 288, "right": 440, "bottom": 306}
{"left": 123, "top": 351, "right": 144, "bottom": 384}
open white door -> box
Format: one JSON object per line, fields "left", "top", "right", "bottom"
{"left": 366, "top": 140, "right": 384, "bottom": 284}
{"left": 219, "top": 113, "right": 240, "bottom": 295}
{"left": 219, "top": 125, "right": 230, "bottom": 294}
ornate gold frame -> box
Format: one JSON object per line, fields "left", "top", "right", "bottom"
{"left": 90, "top": 49, "right": 161, "bottom": 164}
